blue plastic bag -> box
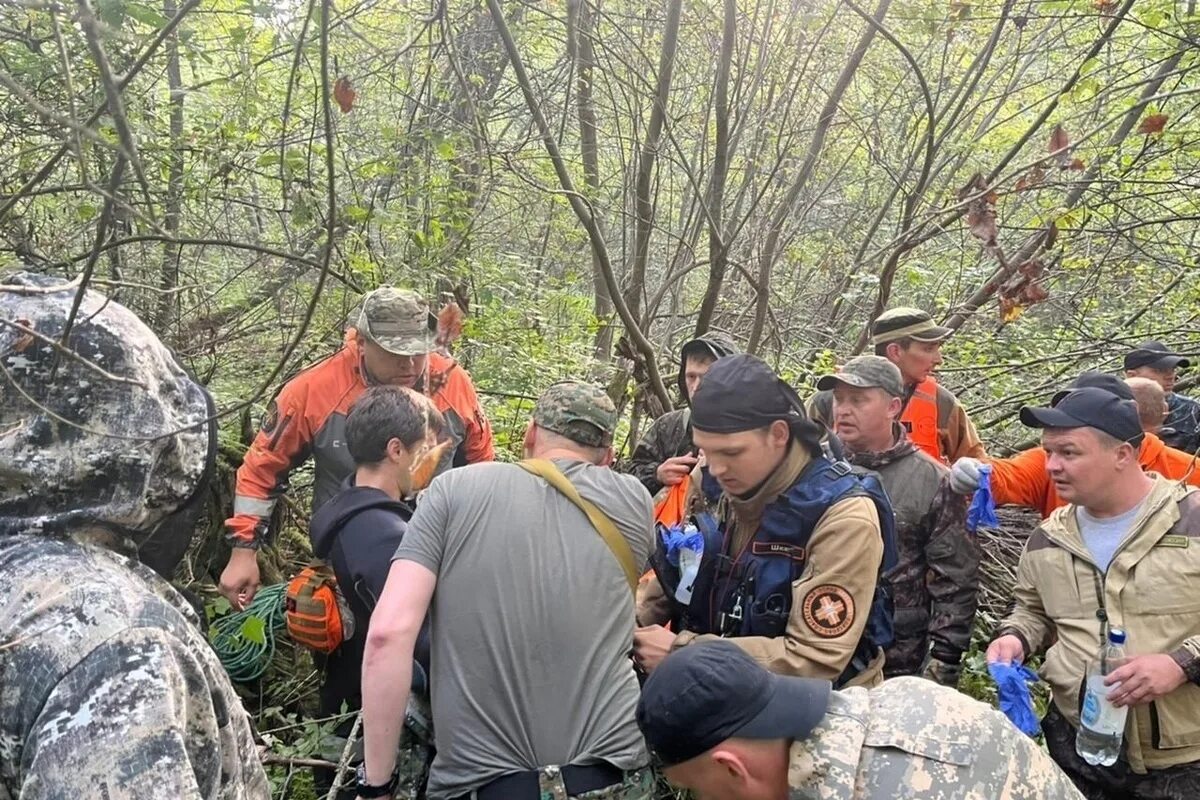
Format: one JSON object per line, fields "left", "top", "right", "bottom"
{"left": 661, "top": 523, "right": 704, "bottom": 566}
{"left": 967, "top": 463, "right": 1000, "bottom": 532}
{"left": 988, "top": 661, "right": 1041, "bottom": 737}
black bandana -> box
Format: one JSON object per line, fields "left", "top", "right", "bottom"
{"left": 691, "top": 355, "right": 822, "bottom": 450}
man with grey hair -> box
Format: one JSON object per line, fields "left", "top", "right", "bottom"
{"left": 0, "top": 273, "right": 269, "bottom": 798}
{"left": 220, "top": 286, "right": 494, "bottom": 610}
{"left": 356, "top": 381, "right": 655, "bottom": 800}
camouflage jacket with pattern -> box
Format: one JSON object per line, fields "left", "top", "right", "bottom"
{"left": 0, "top": 535, "right": 270, "bottom": 800}
{"left": 847, "top": 434, "right": 978, "bottom": 675}
{"left": 788, "top": 677, "right": 1083, "bottom": 799}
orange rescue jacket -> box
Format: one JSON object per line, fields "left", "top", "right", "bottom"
{"left": 901, "top": 377, "right": 942, "bottom": 463}
{"left": 988, "top": 432, "right": 1200, "bottom": 519}
{"left": 226, "top": 341, "right": 494, "bottom": 546}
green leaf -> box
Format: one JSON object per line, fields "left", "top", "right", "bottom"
{"left": 257, "top": 152, "right": 280, "bottom": 168}
{"left": 76, "top": 203, "right": 98, "bottom": 221}
{"left": 345, "top": 205, "right": 370, "bottom": 223}
{"left": 436, "top": 140, "right": 456, "bottom": 160}
{"left": 125, "top": 3, "right": 167, "bottom": 26}
{"left": 241, "top": 616, "right": 266, "bottom": 645}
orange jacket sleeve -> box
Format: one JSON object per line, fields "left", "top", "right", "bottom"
{"left": 986, "top": 447, "right": 1053, "bottom": 516}
{"left": 225, "top": 380, "right": 314, "bottom": 548}
{"left": 455, "top": 367, "right": 494, "bottom": 464}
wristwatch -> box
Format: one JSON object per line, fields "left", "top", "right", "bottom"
{"left": 354, "top": 764, "right": 398, "bottom": 798}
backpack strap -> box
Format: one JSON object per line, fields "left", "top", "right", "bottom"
{"left": 517, "top": 459, "right": 639, "bottom": 594}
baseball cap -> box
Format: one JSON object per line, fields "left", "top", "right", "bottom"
{"left": 356, "top": 288, "right": 434, "bottom": 356}
{"left": 532, "top": 381, "right": 617, "bottom": 448}
{"left": 690, "top": 354, "right": 807, "bottom": 434}
{"left": 1050, "top": 371, "right": 1133, "bottom": 406}
{"left": 816, "top": 355, "right": 904, "bottom": 398}
{"left": 1020, "top": 386, "right": 1143, "bottom": 444}
{"left": 637, "top": 641, "right": 831, "bottom": 767}
{"left": 1124, "top": 340, "right": 1190, "bottom": 372}
{"left": 871, "top": 307, "right": 951, "bottom": 346}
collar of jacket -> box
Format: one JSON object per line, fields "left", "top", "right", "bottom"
{"left": 786, "top": 689, "right": 868, "bottom": 800}
{"left": 845, "top": 425, "right": 917, "bottom": 471}
{"left": 1139, "top": 431, "right": 1166, "bottom": 465}
{"left": 1040, "top": 473, "right": 1184, "bottom": 569}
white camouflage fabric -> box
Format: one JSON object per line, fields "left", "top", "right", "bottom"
{"left": 0, "top": 273, "right": 268, "bottom": 798}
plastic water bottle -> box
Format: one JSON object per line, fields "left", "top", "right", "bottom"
{"left": 1076, "top": 628, "right": 1129, "bottom": 766}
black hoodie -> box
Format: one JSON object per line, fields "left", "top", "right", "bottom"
{"left": 308, "top": 478, "right": 425, "bottom": 715}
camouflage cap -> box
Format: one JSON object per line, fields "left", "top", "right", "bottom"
{"left": 871, "top": 306, "right": 951, "bottom": 345}
{"left": 816, "top": 355, "right": 904, "bottom": 397}
{"left": 533, "top": 381, "right": 617, "bottom": 448}
{"left": 356, "top": 287, "right": 434, "bottom": 356}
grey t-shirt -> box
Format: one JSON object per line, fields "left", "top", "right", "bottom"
{"left": 394, "top": 459, "right": 654, "bottom": 799}
{"left": 1077, "top": 499, "right": 1145, "bottom": 573}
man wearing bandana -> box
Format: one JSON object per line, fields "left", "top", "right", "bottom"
{"left": 633, "top": 354, "right": 897, "bottom": 688}
{"left": 220, "top": 287, "right": 494, "bottom": 610}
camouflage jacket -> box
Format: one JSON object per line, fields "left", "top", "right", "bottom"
{"left": 847, "top": 435, "right": 978, "bottom": 675}
{"left": 1162, "top": 392, "right": 1200, "bottom": 454}
{"left": 627, "top": 408, "right": 691, "bottom": 496}
{"left": 0, "top": 535, "right": 270, "bottom": 800}
{"left": 788, "top": 677, "right": 1084, "bottom": 799}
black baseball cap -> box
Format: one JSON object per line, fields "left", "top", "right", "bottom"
{"left": 1020, "top": 386, "right": 1143, "bottom": 444}
{"left": 636, "top": 641, "right": 831, "bottom": 767}
{"left": 690, "top": 354, "right": 806, "bottom": 434}
{"left": 1124, "top": 340, "right": 1190, "bottom": 371}
{"left": 1050, "top": 371, "right": 1134, "bottom": 406}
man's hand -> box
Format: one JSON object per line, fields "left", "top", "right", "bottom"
{"left": 656, "top": 455, "right": 698, "bottom": 488}
{"left": 219, "top": 548, "right": 261, "bottom": 611}
{"left": 949, "top": 458, "right": 983, "bottom": 495}
{"left": 1105, "top": 654, "right": 1187, "bottom": 708}
{"left": 633, "top": 625, "right": 676, "bottom": 674}
{"left": 987, "top": 634, "right": 1026, "bottom": 665}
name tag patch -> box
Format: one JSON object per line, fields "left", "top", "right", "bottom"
{"left": 752, "top": 542, "right": 807, "bottom": 560}
{"left": 1157, "top": 535, "right": 1189, "bottom": 548}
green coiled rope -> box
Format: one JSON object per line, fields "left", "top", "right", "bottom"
{"left": 210, "top": 583, "right": 288, "bottom": 683}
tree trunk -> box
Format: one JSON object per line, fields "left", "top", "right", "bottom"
{"left": 157, "top": 0, "right": 185, "bottom": 335}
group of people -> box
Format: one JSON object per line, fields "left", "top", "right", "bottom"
{"left": 2, "top": 276, "right": 1199, "bottom": 800}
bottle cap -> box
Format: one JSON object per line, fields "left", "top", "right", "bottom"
{"left": 1109, "top": 628, "right": 1126, "bottom": 645}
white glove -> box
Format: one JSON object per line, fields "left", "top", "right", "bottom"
{"left": 949, "top": 458, "right": 983, "bottom": 495}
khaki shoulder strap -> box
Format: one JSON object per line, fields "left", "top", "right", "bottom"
{"left": 517, "top": 458, "right": 639, "bottom": 594}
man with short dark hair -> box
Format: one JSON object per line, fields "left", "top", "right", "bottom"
{"left": 221, "top": 287, "right": 494, "bottom": 611}
{"left": 818, "top": 355, "right": 977, "bottom": 686}
{"left": 634, "top": 355, "right": 895, "bottom": 688}
{"left": 810, "top": 307, "right": 984, "bottom": 464}
{"left": 988, "top": 386, "right": 1200, "bottom": 798}
{"left": 628, "top": 332, "right": 739, "bottom": 496}
{"left": 309, "top": 386, "right": 440, "bottom": 798}
{"left": 356, "top": 382, "right": 654, "bottom": 800}
{"left": 1124, "top": 339, "right": 1200, "bottom": 453}
{"left": 637, "top": 640, "right": 1083, "bottom": 800}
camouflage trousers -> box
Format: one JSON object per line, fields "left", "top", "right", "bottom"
{"left": 534, "top": 766, "right": 654, "bottom": 800}
{"left": 1043, "top": 705, "right": 1200, "bottom": 800}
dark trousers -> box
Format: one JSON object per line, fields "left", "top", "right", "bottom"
{"left": 1043, "top": 704, "right": 1200, "bottom": 800}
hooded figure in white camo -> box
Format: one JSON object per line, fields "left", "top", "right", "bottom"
{"left": 0, "top": 272, "right": 269, "bottom": 799}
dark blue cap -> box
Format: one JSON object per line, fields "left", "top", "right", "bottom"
{"left": 1124, "top": 340, "right": 1189, "bottom": 371}
{"left": 1050, "top": 371, "right": 1133, "bottom": 406}
{"left": 1020, "top": 386, "right": 1143, "bottom": 445}
{"left": 690, "top": 354, "right": 805, "bottom": 434}
{"left": 636, "top": 641, "right": 831, "bottom": 766}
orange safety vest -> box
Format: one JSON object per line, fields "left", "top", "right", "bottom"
{"left": 901, "top": 377, "right": 942, "bottom": 463}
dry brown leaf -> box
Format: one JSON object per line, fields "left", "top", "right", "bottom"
{"left": 334, "top": 77, "right": 357, "bottom": 113}
{"left": 1068, "top": 158, "right": 1086, "bottom": 171}
{"left": 1138, "top": 113, "right": 1168, "bottom": 135}
{"left": 434, "top": 302, "right": 464, "bottom": 353}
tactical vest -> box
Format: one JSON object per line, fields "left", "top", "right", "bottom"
{"left": 651, "top": 456, "right": 898, "bottom": 685}
{"left": 901, "top": 377, "right": 941, "bottom": 463}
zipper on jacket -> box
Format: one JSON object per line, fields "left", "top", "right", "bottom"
{"left": 1091, "top": 570, "right": 1109, "bottom": 653}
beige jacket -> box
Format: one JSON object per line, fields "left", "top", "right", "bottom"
{"left": 1001, "top": 475, "right": 1200, "bottom": 772}
{"left": 637, "top": 444, "right": 884, "bottom": 687}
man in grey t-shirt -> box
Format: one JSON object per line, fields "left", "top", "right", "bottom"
{"left": 355, "top": 381, "right": 655, "bottom": 800}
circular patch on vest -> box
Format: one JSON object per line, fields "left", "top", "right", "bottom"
{"left": 801, "top": 584, "right": 855, "bottom": 638}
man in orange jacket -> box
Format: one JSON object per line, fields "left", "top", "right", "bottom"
{"left": 810, "top": 307, "right": 985, "bottom": 464}
{"left": 950, "top": 372, "right": 1200, "bottom": 518}
{"left": 219, "top": 287, "right": 494, "bottom": 609}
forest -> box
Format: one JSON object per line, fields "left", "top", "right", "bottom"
{"left": 2, "top": 0, "right": 1198, "bottom": 796}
